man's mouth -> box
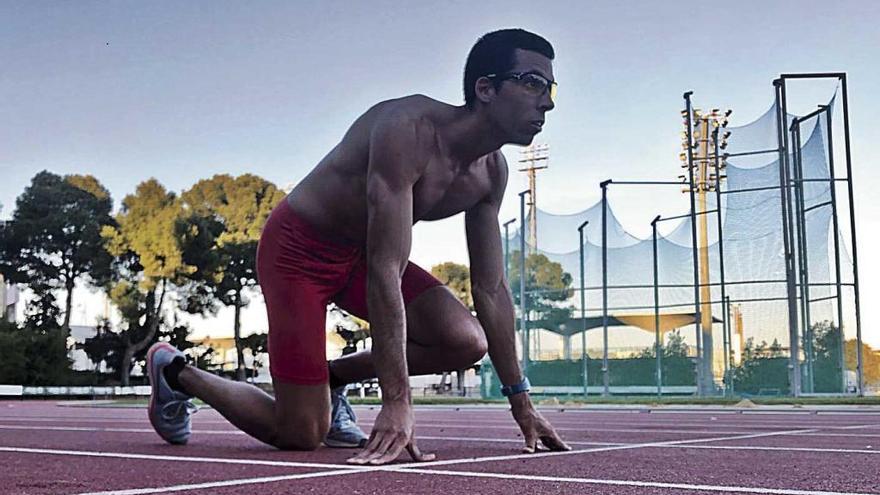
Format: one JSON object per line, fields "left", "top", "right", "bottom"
{"left": 529, "top": 121, "right": 544, "bottom": 131}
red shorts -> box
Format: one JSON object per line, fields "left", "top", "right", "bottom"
{"left": 256, "top": 200, "right": 443, "bottom": 385}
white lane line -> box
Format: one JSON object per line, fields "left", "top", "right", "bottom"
{"left": 0, "top": 420, "right": 805, "bottom": 437}
{"left": 0, "top": 425, "right": 245, "bottom": 435}
{"left": 394, "top": 467, "right": 880, "bottom": 495}
{"left": 0, "top": 446, "right": 354, "bottom": 470}
{"left": 72, "top": 469, "right": 364, "bottom": 495}
{"left": 418, "top": 435, "right": 880, "bottom": 455}
{"left": 405, "top": 428, "right": 823, "bottom": 468}
{"left": 3, "top": 426, "right": 877, "bottom": 455}
{"left": 6, "top": 438, "right": 877, "bottom": 495}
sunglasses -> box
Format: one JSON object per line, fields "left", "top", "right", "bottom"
{"left": 485, "top": 72, "right": 557, "bottom": 102}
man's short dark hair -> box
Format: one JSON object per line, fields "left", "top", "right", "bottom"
{"left": 463, "top": 29, "right": 555, "bottom": 108}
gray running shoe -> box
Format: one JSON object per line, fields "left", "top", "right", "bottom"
{"left": 146, "top": 342, "right": 197, "bottom": 445}
{"left": 324, "top": 385, "right": 368, "bottom": 448}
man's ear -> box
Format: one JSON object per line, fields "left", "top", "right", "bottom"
{"left": 474, "top": 77, "right": 496, "bottom": 105}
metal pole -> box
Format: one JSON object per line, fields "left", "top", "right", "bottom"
{"left": 578, "top": 220, "right": 590, "bottom": 398}
{"left": 791, "top": 121, "right": 813, "bottom": 393}
{"left": 840, "top": 74, "right": 864, "bottom": 396}
{"left": 823, "top": 105, "right": 847, "bottom": 394}
{"left": 503, "top": 218, "right": 516, "bottom": 283}
{"left": 774, "top": 79, "right": 801, "bottom": 397}
{"left": 725, "top": 295, "right": 734, "bottom": 396}
{"left": 518, "top": 191, "right": 530, "bottom": 373}
{"left": 652, "top": 215, "right": 662, "bottom": 398}
{"left": 713, "top": 129, "right": 730, "bottom": 396}
{"left": 683, "top": 92, "right": 703, "bottom": 395}
{"left": 600, "top": 179, "right": 612, "bottom": 397}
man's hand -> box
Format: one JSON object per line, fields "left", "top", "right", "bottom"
{"left": 510, "top": 395, "right": 571, "bottom": 453}
{"left": 346, "top": 401, "right": 436, "bottom": 465}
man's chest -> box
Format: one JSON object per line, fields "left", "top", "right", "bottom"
{"left": 412, "top": 158, "right": 494, "bottom": 221}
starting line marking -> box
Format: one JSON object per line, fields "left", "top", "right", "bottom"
{"left": 5, "top": 426, "right": 879, "bottom": 495}
{"left": 3, "top": 425, "right": 879, "bottom": 456}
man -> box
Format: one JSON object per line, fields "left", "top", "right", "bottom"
{"left": 147, "top": 28, "right": 570, "bottom": 466}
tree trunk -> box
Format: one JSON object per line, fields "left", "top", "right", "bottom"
{"left": 120, "top": 280, "right": 168, "bottom": 387}
{"left": 234, "top": 290, "right": 245, "bottom": 381}
{"left": 120, "top": 346, "right": 134, "bottom": 387}
{"left": 62, "top": 276, "right": 74, "bottom": 332}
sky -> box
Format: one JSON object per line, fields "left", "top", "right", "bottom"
{"left": 2, "top": 0, "right": 878, "bottom": 347}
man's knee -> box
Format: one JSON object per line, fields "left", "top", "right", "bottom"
{"left": 272, "top": 420, "right": 328, "bottom": 451}
{"left": 457, "top": 319, "right": 488, "bottom": 367}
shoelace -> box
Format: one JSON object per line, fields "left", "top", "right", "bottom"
{"left": 160, "top": 399, "right": 199, "bottom": 421}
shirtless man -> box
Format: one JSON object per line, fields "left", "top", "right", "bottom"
{"left": 146, "top": 28, "right": 570, "bottom": 465}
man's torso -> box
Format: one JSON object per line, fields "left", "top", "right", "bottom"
{"left": 287, "top": 95, "right": 502, "bottom": 245}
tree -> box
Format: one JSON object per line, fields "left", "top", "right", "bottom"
{"left": 0, "top": 171, "right": 114, "bottom": 332}
{"left": 178, "top": 174, "right": 286, "bottom": 380}
{"left": 101, "top": 179, "right": 199, "bottom": 385}
{"left": 846, "top": 339, "right": 880, "bottom": 387}
{"left": 0, "top": 289, "right": 71, "bottom": 385}
{"left": 430, "top": 262, "right": 472, "bottom": 310}
{"left": 507, "top": 251, "right": 574, "bottom": 329}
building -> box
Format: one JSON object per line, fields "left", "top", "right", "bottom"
{"left": 1, "top": 277, "right": 18, "bottom": 323}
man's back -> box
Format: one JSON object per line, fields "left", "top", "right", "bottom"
{"left": 287, "top": 94, "right": 500, "bottom": 245}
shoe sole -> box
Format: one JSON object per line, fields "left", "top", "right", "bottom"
{"left": 147, "top": 342, "right": 187, "bottom": 445}
{"left": 324, "top": 437, "right": 368, "bottom": 448}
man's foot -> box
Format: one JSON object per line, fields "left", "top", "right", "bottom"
{"left": 146, "top": 342, "right": 197, "bottom": 445}
{"left": 325, "top": 386, "right": 368, "bottom": 448}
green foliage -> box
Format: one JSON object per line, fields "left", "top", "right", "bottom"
{"left": 0, "top": 319, "right": 71, "bottom": 385}
{"left": 177, "top": 174, "right": 285, "bottom": 380}
{"left": 730, "top": 337, "right": 790, "bottom": 395}
{"left": 0, "top": 171, "right": 114, "bottom": 328}
{"left": 507, "top": 250, "right": 574, "bottom": 329}
{"left": 430, "top": 262, "right": 472, "bottom": 310}
{"left": 100, "top": 179, "right": 198, "bottom": 385}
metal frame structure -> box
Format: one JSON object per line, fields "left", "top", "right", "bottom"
{"left": 504, "top": 73, "right": 862, "bottom": 398}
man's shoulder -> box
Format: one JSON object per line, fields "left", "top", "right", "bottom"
{"left": 369, "top": 95, "right": 447, "bottom": 129}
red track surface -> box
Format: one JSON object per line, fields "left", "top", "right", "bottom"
{"left": 2, "top": 401, "right": 879, "bottom": 494}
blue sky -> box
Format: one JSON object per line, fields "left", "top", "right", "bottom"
{"left": 2, "top": 0, "right": 878, "bottom": 345}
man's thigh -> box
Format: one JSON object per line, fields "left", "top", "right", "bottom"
{"left": 334, "top": 260, "right": 482, "bottom": 349}
{"left": 332, "top": 258, "right": 443, "bottom": 323}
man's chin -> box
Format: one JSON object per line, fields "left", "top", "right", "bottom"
{"left": 510, "top": 134, "right": 536, "bottom": 146}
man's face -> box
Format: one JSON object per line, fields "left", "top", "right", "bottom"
{"left": 489, "top": 48, "right": 556, "bottom": 146}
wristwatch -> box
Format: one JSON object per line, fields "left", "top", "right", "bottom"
{"left": 500, "top": 376, "right": 531, "bottom": 397}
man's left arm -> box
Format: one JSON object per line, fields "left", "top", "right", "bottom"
{"left": 465, "top": 152, "right": 570, "bottom": 454}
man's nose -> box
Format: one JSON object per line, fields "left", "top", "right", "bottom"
{"left": 540, "top": 91, "right": 555, "bottom": 112}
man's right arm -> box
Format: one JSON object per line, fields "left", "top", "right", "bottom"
{"left": 347, "top": 112, "right": 433, "bottom": 465}
{"left": 363, "top": 115, "right": 421, "bottom": 403}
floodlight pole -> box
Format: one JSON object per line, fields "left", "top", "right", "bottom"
{"left": 683, "top": 91, "right": 704, "bottom": 396}
{"left": 518, "top": 191, "right": 530, "bottom": 374}
{"left": 652, "top": 215, "right": 662, "bottom": 398}
{"left": 578, "top": 220, "right": 590, "bottom": 398}
{"left": 600, "top": 179, "right": 612, "bottom": 397}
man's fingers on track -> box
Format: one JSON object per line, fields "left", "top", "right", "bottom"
{"left": 362, "top": 434, "right": 398, "bottom": 463}
{"left": 406, "top": 442, "right": 436, "bottom": 462}
{"left": 368, "top": 437, "right": 407, "bottom": 465}
{"left": 541, "top": 432, "right": 571, "bottom": 451}
{"left": 347, "top": 434, "right": 385, "bottom": 464}
{"left": 522, "top": 433, "right": 538, "bottom": 453}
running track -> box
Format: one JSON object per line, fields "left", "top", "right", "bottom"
{"left": 1, "top": 401, "right": 879, "bottom": 494}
